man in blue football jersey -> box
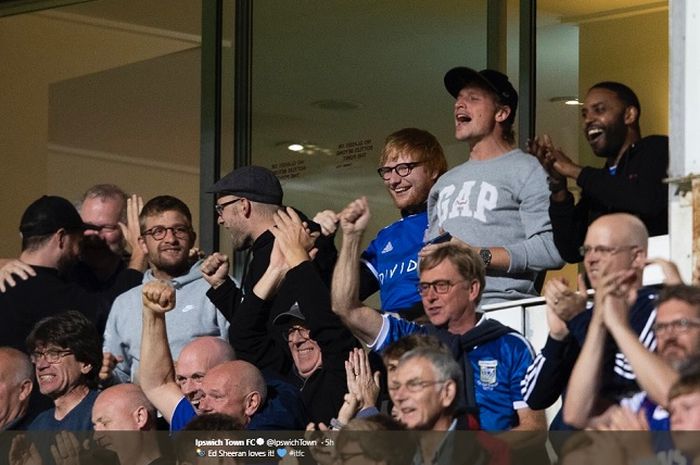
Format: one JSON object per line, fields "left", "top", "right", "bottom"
{"left": 331, "top": 197, "right": 545, "bottom": 432}
{"left": 315, "top": 128, "right": 447, "bottom": 319}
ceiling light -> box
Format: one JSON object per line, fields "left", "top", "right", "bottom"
{"left": 287, "top": 143, "right": 304, "bottom": 152}
{"left": 549, "top": 96, "right": 582, "bottom": 106}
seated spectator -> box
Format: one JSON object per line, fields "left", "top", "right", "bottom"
{"left": 332, "top": 197, "right": 544, "bottom": 432}
{"left": 91, "top": 384, "right": 168, "bottom": 465}
{"left": 138, "top": 281, "right": 305, "bottom": 431}
{"left": 669, "top": 357, "right": 700, "bottom": 431}
{"left": 0, "top": 196, "right": 143, "bottom": 350}
{"left": 102, "top": 195, "right": 229, "bottom": 384}
{"left": 27, "top": 311, "right": 102, "bottom": 431}
{"left": 667, "top": 358, "right": 700, "bottom": 463}
{"left": 389, "top": 347, "right": 494, "bottom": 464}
{"left": 564, "top": 282, "right": 700, "bottom": 430}
{"left": 529, "top": 82, "right": 668, "bottom": 263}
{"left": 0, "top": 347, "right": 33, "bottom": 430}
{"left": 203, "top": 207, "right": 359, "bottom": 424}
{"left": 174, "top": 336, "right": 307, "bottom": 430}
{"left": 521, "top": 213, "right": 657, "bottom": 429}
{"left": 174, "top": 336, "right": 235, "bottom": 413}
{"left": 314, "top": 128, "right": 448, "bottom": 319}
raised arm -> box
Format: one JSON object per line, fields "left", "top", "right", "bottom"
{"left": 601, "top": 286, "right": 678, "bottom": 407}
{"left": 563, "top": 269, "right": 637, "bottom": 428}
{"left": 331, "top": 197, "right": 383, "bottom": 345}
{"left": 138, "top": 280, "right": 183, "bottom": 424}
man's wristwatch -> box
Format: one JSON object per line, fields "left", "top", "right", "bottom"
{"left": 479, "top": 248, "right": 492, "bottom": 268}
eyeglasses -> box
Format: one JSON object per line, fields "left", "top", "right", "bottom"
{"left": 388, "top": 379, "right": 447, "bottom": 393}
{"left": 376, "top": 162, "right": 423, "bottom": 180}
{"left": 30, "top": 349, "right": 73, "bottom": 364}
{"left": 653, "top": 318, "right": 700, "bottom": 335}
{"left": 416, "top": 279, "right": 466, "bottom": 296}
{"left": 141, "top": 225, "right": 192, "bottom": 241}
{"left": 284, "top": 325, "right": 311, "bottom": 341}
{"left": 578, "top": 245, "right": 638, "bottom": 257}
{"left": 215, "top": 198, "right": 243, "bottom": 216}
{"left": 85, "top": 223, "right": 120, "bottom": 233}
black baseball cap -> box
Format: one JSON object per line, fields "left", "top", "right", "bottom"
{"left": 207, "top": 165, "right": 283, "bottom": 206}
{"left": 19, "top": 195, "right": 94, "bottom": 238}
{"left": 444, "top": 67, "right": 518, "bottom": 122}
{"left": 273, "top": 302, "right": 305, "bottom": 326}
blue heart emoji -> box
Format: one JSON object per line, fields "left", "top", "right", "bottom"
{"left": 276, "top": 448, "right": 287, "bottom": 458}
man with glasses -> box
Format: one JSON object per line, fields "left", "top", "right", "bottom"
{"left": 27, "top": 311, "right": 102, "bottom": 430}
{"left": 522, "top": 213, "right": 657, "bottom": 430}
{"left": 390, "top": 347, "right": 497, "bottom": 464}
{"left": 564, "top": 283, "right": 700, "bottom": 430}
{"left": 102, "top": 195, "right": 229, "bottom": 384}
{"left": 314, "top": 128, "right": 447, "bottom": 318}
{"left": 426, "top": 67, "right": 563, "bottom": 308}
{"left": 332, "top": 197, "right": 544, "bottom": 432}
{"left": 0, "top": 184, "right": 146, "bottom": 296}
{"left": 201, "top": 165, "right": 336, "bottom": 360}
{"left": 73, "top": 184, "right": 147, "bottom": 292}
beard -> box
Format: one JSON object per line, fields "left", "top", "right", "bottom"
{"left": 590, "top": 117, "right": 628, "bottom": 159}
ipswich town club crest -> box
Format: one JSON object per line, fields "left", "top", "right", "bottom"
{"left": 478, "top": 359, "right": 498, "bottom": 388}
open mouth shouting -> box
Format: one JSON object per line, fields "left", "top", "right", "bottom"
{"left": 455, "top": 112, "right": 472, "bottom": 126}
{"left": 586, "top": 125, "right": 605, "bottom": 144}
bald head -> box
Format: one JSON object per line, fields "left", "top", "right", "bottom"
{"left": 198, "top": 360, "right": 267, "bottom": 425}
{"left": 0, "top": 347, "right": 33, "bottom": 385}
{"left": 0, "top": 347, "right": 33, "bottom": 429}
{"left": 178, "top": 336, "right": 235, "bottom": 370}
{"left": 93, "top": 383, "right": 156, "bottom": 431}
{"left": 583, "top": 213, "right": 649, "bottom": 288}
{"left": 209, "top": 360, "right": 267, "bottom": 401}
{"left": 589, "top": 213, "right": 648, "bottom": 249}
{"left": 176, "top": 337, "right": 236, "bottom": 412}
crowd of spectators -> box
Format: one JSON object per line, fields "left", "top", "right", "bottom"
{"left": 1, "top": 65, "right": 688, "bottom": 465}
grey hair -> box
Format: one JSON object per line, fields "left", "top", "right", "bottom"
{"left": 397, "top": 346, "right": 463, "bottom": 409}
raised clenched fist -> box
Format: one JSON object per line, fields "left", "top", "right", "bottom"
{"left": 142, "top": 280, "right": 176, "bottom": 314}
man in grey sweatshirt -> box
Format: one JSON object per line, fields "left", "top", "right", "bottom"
{"left": 427, "top": 67, "right": 563, "bottom": 307}
{"left": 102, "top": 195, "right": 229, "bottom": 383}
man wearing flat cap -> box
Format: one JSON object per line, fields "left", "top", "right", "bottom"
{"left": 0, "top": 196, "right": 141, "bottom": 352}
{"left": 426, "top": 67, "right": 563, "bottom": 307}
{"left": 227, "top": 204, "right": 362, "bottom": 425}
{"left": 200, "top": 166, "right": 337, "bottom": 363}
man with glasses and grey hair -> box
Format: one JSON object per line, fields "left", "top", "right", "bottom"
{"left": 522, "top": 213, "right": 659, "bottom": 430}
{"left": 332, "top": 197, "right": 544, "bottom": 432}
{"left": 102, "top": 195, "right": 229, "bottom": 384}
{"left": 390, "top": 347, "right": 497, "bottom": 464}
